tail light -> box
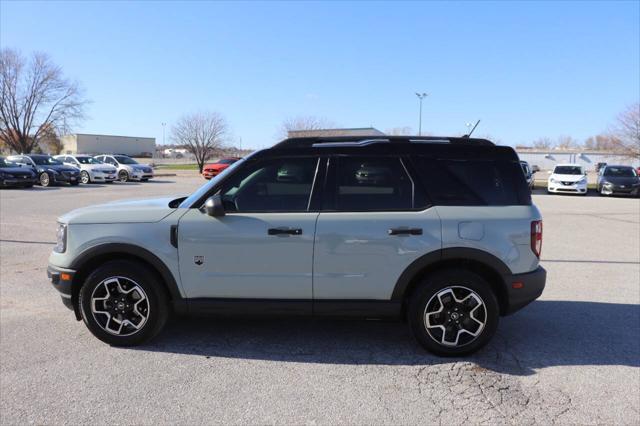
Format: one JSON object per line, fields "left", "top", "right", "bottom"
{"left": 531, "top": 220, "right": 543, "bottom": 258}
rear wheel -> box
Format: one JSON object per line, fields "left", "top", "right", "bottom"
{"left": 39, "top": 172, "right": 50, "bottom": 187}
{"left": 408, "top": 269, "right": 499, "bottom": 356}
{"left": 79, "top": 260, "right": 169, "bottom": 346}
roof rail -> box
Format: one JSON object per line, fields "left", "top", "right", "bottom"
{"left": 273, "top": 135, "right": 494, "bottom": 148}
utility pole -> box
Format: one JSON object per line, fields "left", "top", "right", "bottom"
{"left": 161, "top": 122, "right": 166, "bottom": 145}
{"left": 415, "top": 92, "right": 428, "bottom": 136}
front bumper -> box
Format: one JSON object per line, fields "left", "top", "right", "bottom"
{"left": 601, "top": 184, "right": 640, "bottom": 196}
{"left": 503, "top": 266, "right": 546, "bottom": 315}
{"left": 90, "top": 171, "right": 117, "bottom": 182}
{"left": 47, "top": 264, "right": 76, "bottom": 310}
{"left": 548, "top": 181, "right": 587, "bottom": 194}
{"left": 203, "top": 170, "right": 219, "bottom": 179}
{"left": 0, "top": 176, "right": 36, "bottom": 186}
{"left": 52, "top": 173, "right": 79, "bottom": 184}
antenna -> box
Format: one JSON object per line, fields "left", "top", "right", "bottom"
{"left": 463, "top": 120, "right": 481, "bottom": 138}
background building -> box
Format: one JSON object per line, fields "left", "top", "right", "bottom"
{"left": 60, "top": 134, "right": 156, "bottom": 157}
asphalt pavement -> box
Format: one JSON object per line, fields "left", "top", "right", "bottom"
{"left": 1, "top": 176, "right": 638, "bottom": 425}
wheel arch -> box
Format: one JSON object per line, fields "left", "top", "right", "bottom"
{"left": 392, "top": 248, "right": 511, "bottom": 315}
{"left": 69, "top": 243, "right": 182, "bottom": 320}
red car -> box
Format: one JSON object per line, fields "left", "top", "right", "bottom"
{"left": 202, "top": 157, "right": 241, "bottom": 179}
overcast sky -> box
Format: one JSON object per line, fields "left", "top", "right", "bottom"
{"left": 1, "top": 1, "right": 638, "bottom": 149}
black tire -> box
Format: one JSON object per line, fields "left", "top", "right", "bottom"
{"left": 39, "top": 172, "right": 51, "bottom": 187}
{"left": 141, "top": 178, "right": 149, "bottom": 182}
{"left": 80, "top": 170, "right": 90, "bottom": 184}
{"left": 408, "top": 269, "right": 499, "bottom": 356}
{"left": 118, "top": 170, "right": 129, "bottom": 182}
{"left": 79, "top": 260, "right": 169, "bottom": 346}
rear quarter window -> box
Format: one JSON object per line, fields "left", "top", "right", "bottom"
{"left": 414, "top": 157, "right": 531, "bottom": 206}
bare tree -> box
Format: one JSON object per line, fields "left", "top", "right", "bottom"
{"left": 608, "top": 103, "right": 640, "bottom": 159}
{"left": 532, "top": 137, "right": 553, "bottom": 150}
{"left": 171, "top": 111, "right": 228, "bottom": 173}
{"left": 556, "top": 136, "right": 580, "bottom": 150}
{"left": 279, "top": 116, "right": 336, "bottom": 138}
{"left": 0, "top": 49, "right": 87, "bottom": 154}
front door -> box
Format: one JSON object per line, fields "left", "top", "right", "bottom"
{"left": 177, "top": 156, "right": 320, "bottom": 299}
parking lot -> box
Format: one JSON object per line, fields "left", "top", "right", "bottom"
{"left": 1, "top": 176, "right": 639, "bottom": 425}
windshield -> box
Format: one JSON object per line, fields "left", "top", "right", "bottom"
{"left": 554, "top": 166, "right": 583, "bottom": 175}
{"left": 32, "top": 156, "right": 62, "bottom": 166}
{"left": 179, "top": 152, "right": 257, "bottom": 208}
{"left": 77, "top": 156, "right": 101, "bottom": 164}
{"left": 604, "top": 167, "right": 637, "bottom": 177}
{"left": 0, "top": 157, "right": 18, "bottom": 168}
{"left": 218, "top": 158, "right": 239, "bottom": 165}
{"left": 114, "top": 155, "right": 138, "bottom": 164}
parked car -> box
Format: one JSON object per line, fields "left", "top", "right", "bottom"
{"left": 547, "top": 164, "right": 587, "bottom": 195}
{"left": 55, "top": 155, "right": 118, "bottom": 184}
{"left": 47, "top": 135, "right": 545, "bottom": 356}
{"left": 597, "top": 165, "right": 640, "bottom": 197}
{"left": 202, "top": 158, "right": 242, "bottom": 179}
{"left": 7, "top": 154, "right": 80, "bottom": 187}
{"left": 0, "top": 156, "right": 37, "bottom": 188}
{"left": 530, "top": 164, "right": 540, "bottom": 173}
{"left": 520, "top": 160, "right": 535, "bottom": 190}
{"left": 94, "top": 155, "right": 154, "bottom": 182}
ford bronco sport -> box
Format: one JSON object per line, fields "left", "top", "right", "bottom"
{"left": 47, "top": 136, "right": 546, "bottom": 356}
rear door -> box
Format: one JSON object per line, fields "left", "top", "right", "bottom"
{"left": 313, "top": 155, "right": 441, "bottom": 300}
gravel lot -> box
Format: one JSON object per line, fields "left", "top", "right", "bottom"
{"left": 1, "top": 176, "right": 639, "bottom": 425}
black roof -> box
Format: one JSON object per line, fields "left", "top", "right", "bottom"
{"left": 262, "top": 135, "right": 517, "bottom": 161}
{"left": 273, "top": 135, "right": 494, "bottom": 149}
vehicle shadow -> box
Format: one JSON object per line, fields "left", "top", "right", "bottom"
{"left": 137, "top": 300, "right": 639, "bottom": 376}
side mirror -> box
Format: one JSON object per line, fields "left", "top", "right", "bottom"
{"left": 204, "top": 194, "right": 225, "bottom": 217}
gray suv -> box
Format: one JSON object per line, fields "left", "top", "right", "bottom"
{"left": 47, "top": 136, "right": 546, "bottom": 356}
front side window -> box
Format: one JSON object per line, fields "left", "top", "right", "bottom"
{"left": 32, "top": 156, "right": 62, "bottom": 166}
{"left": 331, "top": 157, "right": 415, "bottom": 211}
{"left": 220, "top": 157, "right": 318, "bottom": 212}
{"left": 76, "top": 156, "right": 100, "bottom": 164}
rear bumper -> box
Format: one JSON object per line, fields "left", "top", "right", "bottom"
{"left": 503, "top": 266, "right": 546, "bottom": 315}
{"left": 47, "top": 264, "right": 76, "bottom": 310}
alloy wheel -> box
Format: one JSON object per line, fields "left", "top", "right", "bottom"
{"left": 423, "top": 286, "right": 487, "bottom": 347}
{"left": 118, "top": 170, "right": 129, "bottom": 182}
{"left": 80, "top": 171, "right": 90, "bottom": 184}
{"left": 90, "top": 276, "right": 150, "bottom": 336}
{"left": 39, "top": 172, "right": 50, "bottom": 187}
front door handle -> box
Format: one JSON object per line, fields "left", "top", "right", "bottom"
{"left": 268, "top": 227, "right": 303, "bottom": 236}
{"left": 388, "top": 227, "right": 423, "bottom": 236}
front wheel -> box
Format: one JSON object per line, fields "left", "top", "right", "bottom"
{"left": 408, "top": 269, "right": 499, "bottom": 356}
{"left": 79, "top": 260, "right": 169, "bottom": 346}
{"left": 39, "top": 172, "right": 51, "bottom": 187}
{"left": 118, "top": 170, "right": 129, "bottom": 182}
{"left": 80, "top": 171, "right": 90, "bottom": 184}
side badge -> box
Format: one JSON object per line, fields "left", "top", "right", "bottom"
{"left": 194, "top": 256, "right": 204, "bottom": 266}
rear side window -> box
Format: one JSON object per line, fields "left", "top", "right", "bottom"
{"left": 329, "top": 156, "right": 417, "bottom": 211}
{"left": 414, "top": 158, "right": 530, "bottom": 206}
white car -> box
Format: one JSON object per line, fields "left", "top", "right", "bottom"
{"left": 547, "top": 164, "right": 588, "bottom": 195}
{"left": 55, "top": 155, "right": 118, "bottom": 184}
{"left": 94, "top": 155, "right": 154, "bottom": 182}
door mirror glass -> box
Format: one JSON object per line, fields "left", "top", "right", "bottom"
{"left": 204, "top": 194, "right": 225, "bottom": 217}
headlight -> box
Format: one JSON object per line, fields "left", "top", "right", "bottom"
{"left": 602, "top": 181, "right": 612, "bottom": 186}
{"left": 577, "top": 178, "right": 587, "bottom": 185}
{"left": 54, "top": 223, "right": 67, "bottom": 253}
{"left": 549, "top": 178, "right": 557, "bottom": 183}
{"left": 3, "top": 173, "right": 13, "bottom": 178}
{"left": 47, "top": 168, "right": 59, "bottom": 174}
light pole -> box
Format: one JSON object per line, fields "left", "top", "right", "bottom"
{"left": 415, "top": 92, "right": 428, "bottom": 136}
{"left": 161, "top": 122, "right": 166, "bottom": 145}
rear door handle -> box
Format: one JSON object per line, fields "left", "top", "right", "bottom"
{"left": 268, "top": 227, "right": 303, "bottom": 236}
{"left": 388, "top": 227, "right": 423, "bottom": 236}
